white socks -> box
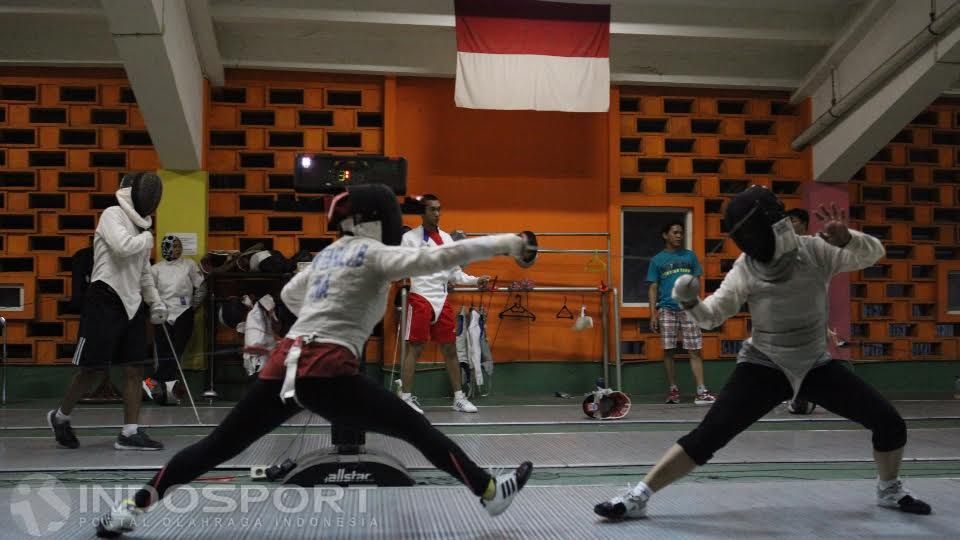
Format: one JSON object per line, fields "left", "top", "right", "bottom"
{"left": 55, "top": 409, "right": 71, "bottom": 422}
{"left": 454, "top": 390, "right": 466, "bottom": 400}
{"left": 121, "top": 424, "right": 138, "bottom": 437}
{"left": 401, "top": 392, "right": 412, "bottom": 400}
{"left": 165, "top": 381, "right": 177, "bottom": 394}
{"left": 878, "top": 477, "right": 902, "bottom": 490}
{"left": 630, "top": 481, "right": 653, "bottom": 500}
{"left": 697, "top": 385, "right": 708, "bottom": 394}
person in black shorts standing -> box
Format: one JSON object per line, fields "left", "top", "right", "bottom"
{"left": 48, "top": 172, "right": 167, "bottom": 451}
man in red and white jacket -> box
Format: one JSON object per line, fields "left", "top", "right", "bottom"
{"left": 399, "top": 194, "right": 489, "bottom": 413}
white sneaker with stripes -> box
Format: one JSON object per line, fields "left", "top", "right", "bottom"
{"left": 481, "top": 461, "right": 533, "bottom": 517}
{"left": 453, "top": 391, "right": 478, "bottom": 413}
{"left": 95, "top": 499, "right": 142, "bottom": 537}
{"left": 400, "top": 393, "right": 424, "bottom": 414}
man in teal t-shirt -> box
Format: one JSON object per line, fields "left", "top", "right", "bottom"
{"left": 647, "top": 222, "right": 714, "bottom": 405}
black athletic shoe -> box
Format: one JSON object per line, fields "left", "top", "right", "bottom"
{"left": 47, "top": 409, "right": 79, "bottom": 449}
{"left": 114, "top": 429, "right": 163, "bottom": 451}
{"left": 877, "top": 480, "right": 932, "bottom": 515}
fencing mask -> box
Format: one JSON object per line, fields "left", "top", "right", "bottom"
{"left": 724, "top": 186, "right": 799, "bottom": 280}
{"left": 161, "top": 235, "right": 182, "bottom": 262}
{"left": 582, "top": 388, "right": 631, "bottom": 420}
{"left": 120, "top": 172, "right": 163, "bottom": 217}
{"left": 327, "top": 184, "right": 402, "bottom": 246}
{"left": 218, "top": 297, "right": 250, "bottom": 331}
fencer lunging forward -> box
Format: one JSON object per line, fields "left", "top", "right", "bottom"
{"left": 96, "top": 184, "right": 536, "bottom": 538}
{"left": 596, "top": 186, "right": 931, "bottom": 521}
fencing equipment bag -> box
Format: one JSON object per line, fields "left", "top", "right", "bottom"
{"left": 68, "top": 246, "right": 94, "bottom": 314}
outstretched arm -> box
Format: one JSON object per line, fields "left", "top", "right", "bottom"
{"left": 371, "top": 235, "right": 523, "bottom": 282}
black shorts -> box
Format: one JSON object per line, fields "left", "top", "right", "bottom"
{"left": 72, "top": 281, "right": 149, "bottom": 368}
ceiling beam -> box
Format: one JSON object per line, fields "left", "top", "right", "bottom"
{"left": 790, "top": 0, "right": 894, "bottom": 104}
{"left": 101, "top": 0, "right": 204, "bottom": 170}
{"left": 0, "top": 5, "right": 101, "bottom": 17}
{"left": 211, "top": 5, "right": 832, "bottom": 44}
{"left": 184, "top": 0, "right": 225, "bottom": 87}
{"left": 806, "top": 1, "right": 960, "bottom": 181}
{"left": 221, "top": 58, "right": 801, "bottom": 89}
{"left": 611, "top": 73, "right": 800, "bottom": 90}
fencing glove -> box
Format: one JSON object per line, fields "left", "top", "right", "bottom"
{"left": 671, "top": 274, "right": 700, "bottom": 309}
{"left": 149, "top": 303, "right": 168, "bottom": 325}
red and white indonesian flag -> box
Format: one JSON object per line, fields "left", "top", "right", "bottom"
{"left": 454, "top": 0, "right": 610, "bottom": 112}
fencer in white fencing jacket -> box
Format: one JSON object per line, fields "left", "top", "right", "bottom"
{"left": 150, "top": 258, "right": 204, "bottom": 324}
{"left": 401, "top": 226, "right": 481, "bottom": 320}
{"left": 94, "top": 187, "right": 162, "bottom": 319}
{"left": 280, "top": 233, "right": 525, "bottom": 361}
{"left": 683, "top": 229, "right": 884, "bottom": 395}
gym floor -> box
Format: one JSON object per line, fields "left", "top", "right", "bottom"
{"left": 1, "top": 398, "right": 959, "bottom": 538}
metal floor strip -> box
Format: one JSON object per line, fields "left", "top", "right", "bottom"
{"left": 3, "top": 429, "right": 959, "bottom": 472}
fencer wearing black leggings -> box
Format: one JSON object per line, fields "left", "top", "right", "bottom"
{"left": 96, "top": 185, "right": 536, "bottom": 537}
{"left": 133, "top": 375, "right": 491, "bottom": 509}
{"left": 596, "top": 188, "right": 931, "bottom": 522}
{"left": 678, "top": 360, "right": 906, "bottom": 465}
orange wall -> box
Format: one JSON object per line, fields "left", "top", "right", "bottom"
{"left": 5, "top": 68, "right": 959, "bottom": 366}
{"left": 0, "top": 68, "right": 159, "bottom": 364}
{"left": 389, "top": 77, "right": 611, "bottom": 364}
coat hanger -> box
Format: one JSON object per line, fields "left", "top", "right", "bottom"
{"left": 499, "top": 294, "right": 536, "bottom": 321}
{"left": 585, "top": 251, "right": 607, "bottom": 273}
{"left": 556, "top": 296, "right": 574, "bottom": 319}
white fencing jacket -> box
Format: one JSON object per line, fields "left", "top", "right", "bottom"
{"left": 686, "top": 230, "right": 884, "bottom": 395}
{"left": 150, "top": 258, "right": 204, "bottom": 324}
{"left": 92, "top": 189, "right": 160, "bottom": 319}
{"left": 281, "top": 234, "right": 522, "bottom": 360}
{"left": 401, "top": 226, "right": 480, "bottom": 320}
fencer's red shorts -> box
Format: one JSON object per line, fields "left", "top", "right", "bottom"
{"left": 258, "top": 338, "right": 358, "bottom": 380}
{"left": 404, "top": 293, "right": 456, "bottom": 344}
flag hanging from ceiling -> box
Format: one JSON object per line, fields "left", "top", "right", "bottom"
{"left": 454, "top": 0, "right": 610, "bottom": 112}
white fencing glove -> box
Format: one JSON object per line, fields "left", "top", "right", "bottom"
{"left": 149, "top": 302, "right": 168, "bottom": 325}
{"left": 671, "top": 274, "right": 701, "bottom": 309}
{"left": 191, "top": 281, "right": 208, "bottom": 308}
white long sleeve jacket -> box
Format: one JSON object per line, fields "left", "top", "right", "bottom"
{"left": 401, "top": 226, "right": 479, "bottom": 320}
{"left": 91, "top": 189, "right": 160, "bottom": 319}
{"left": 151, "top": 258, "right": 204, "bottom": 323}
{"left": 280, "top": 233, "right": 523, "bottom": 359}
{"left": 685, "top": 230, "right": 885, "bottom": 394}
